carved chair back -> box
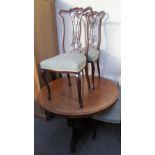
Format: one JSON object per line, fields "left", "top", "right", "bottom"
{"left": 59, "top": 8, "right": 84, "bottom": 53}
{"left": 88, "top": 10, "right": 105, "bottom": 50}
{"left": 82, "top": 7, "right": 93, "bottom": 56}
{"left": 59, "top": 7, "right": 105, "bottom": 55}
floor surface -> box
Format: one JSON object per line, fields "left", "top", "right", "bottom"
{"left": 34, "top": 117, "right": 121, "bottom": 155}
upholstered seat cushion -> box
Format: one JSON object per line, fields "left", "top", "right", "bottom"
{"left": 81, "top": 46, "right": 99, "bottom": 62}
{"left": 40, "top": 53, "right": 86, "bottom": 72}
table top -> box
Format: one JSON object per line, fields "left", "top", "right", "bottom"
{"left": 38, "top": 76, "right": 119, "bottom": 118}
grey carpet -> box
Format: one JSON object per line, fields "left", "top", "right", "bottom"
{"left": 34, "top": 117, "right": 121, "bottom": 155}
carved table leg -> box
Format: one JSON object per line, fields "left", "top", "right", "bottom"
{"left": 68, "top": 118, "right": 91, "bottom": 153}
{"left": 92, "top": 119, "right": 97, "bottom": 140}
{"left": 39, "top": 106, "right": 54, "bottom": 121}
{"left": 44, "top": 109, "right": 54, "bottom": 121}
{"left": 70, "top": 127, "right": 81, "bottom": 153}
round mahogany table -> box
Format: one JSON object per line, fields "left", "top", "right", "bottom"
{"left": 38, "top": 76, "right": 118, "bottom": 117}
{"left": 38, "top": 76, "right": 119, "bottom": 152}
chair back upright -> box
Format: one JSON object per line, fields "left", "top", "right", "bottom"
{"left": 59, "top": 8, "right": 84, "bottom": 53}
{"left": 82, "top": 7, "right": 93, "bottom": 56}
{"left": 88, "top": 10, "right": 106, "bottom": 51}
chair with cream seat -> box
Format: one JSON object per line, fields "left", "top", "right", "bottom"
{"left": 82, "top": 9, "right": 106, "bottom": 89}
{"left": 40, "top": 7, "right": 91, "bottom": 108}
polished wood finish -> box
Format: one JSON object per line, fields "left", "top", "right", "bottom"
{"left": 85, "top": 64, "right": 91, "bottom": 89}
{"left": 76, "top": 74, "right": 83, "bottom": 108}
{"left": 91, "top": 62, "right": 95, "bottom": 89}
{"left": 59, "top": 6, "right": 91, "bottom": 86}
{"left": 41, "top": 70, "right": 51, "bottom": 100}
{"left": 87, "top": 9, "right": 106, "bottom": 88}
{"left": 59, "top": 7, "right": 84, "bottom": 52}
{"left": 41, "top": 7, "right": 91, "bottom": 108}
{"left": 38, "top": 76, "right": 119, "bottom": 118}
{"left": 67, "top": 73, "right": 71, "bottom": 86}
{"left": 97, "top": 58, "right": 100, "bottom": 78}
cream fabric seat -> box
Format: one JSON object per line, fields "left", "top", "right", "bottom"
{"left": 40, "top": 52, "right": 86, "bottom": 72}
{"left": 81, "top": 46, "right": 99, "bottom": 62}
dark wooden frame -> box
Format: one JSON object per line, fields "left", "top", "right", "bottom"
{"left": 41, "top": 7, "right": 91, "bottom": 108}
{"left": 86, "top": 9, "right": 106, "bottom": 89}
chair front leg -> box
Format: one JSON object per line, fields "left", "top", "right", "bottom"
{"left": 41, "top": 70, "right": 51, "bottom": 100}
{"left": 97, "top": 58, "right": 100, "bottom": 78}
{"left": 91, "top": 62, "right": 95, "bottom": 90}
{"left": 82, "top": 70, "right": 84, "bottom": 76}
{"left": 76, "top": 73, "right": 83, "bottom": 108}
{"left": 85, "top": 64, "right": 91, "bottom": 90}
{"left": 67, "top": 73, "right": 71, "bottom": 86}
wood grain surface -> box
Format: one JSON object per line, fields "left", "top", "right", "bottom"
{"left": 38, "top": 76, "right": 119, "bottom": 118}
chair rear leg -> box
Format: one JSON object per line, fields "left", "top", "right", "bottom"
{"left": 91, "top": 62, "right": 95, "bottom": 90}
{"left": 59, "top": 73, "right": 62, "bottom": 78}
{"left": 85, "top": 64, "right": 91, "bottom": 90}
{"left": 97, "top": 58, "right": 100, "bottom": 78}
{"left": 67, "top": 73, "right": 71, "bottom": 86}
{"left": 41, "top": 70, "right": 51, "bottom": 100}
{"left": 76, "top": 73, "right": 83, "bottom": 108}
{"left": 50, "top": 72, "right": 56, "bottom": 80}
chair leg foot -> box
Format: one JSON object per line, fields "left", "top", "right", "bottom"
{"left": 67, "top": 73, "right": 71, "bottom": 86}
{"left": 85, "top": 65, "right": 91, "bottom": 90}
{"left": 97, "top": 58, "right": 101, "bottom": 78}
{"left": 91, "top": 62, "right": 95, "bottom": 90}
{"left": 80, "top": 103, "right": 83, "bottom": 108}
{"left": 76, "top": 73, "right": 83, "bottom": 108}
{"left": 41, "top": 70, "right": 51, "bottom": 100}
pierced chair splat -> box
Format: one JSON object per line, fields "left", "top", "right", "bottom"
{"left": 83, "top": 9, "right": 106, "bottom": 89}
{"left": 40, "top": 7, "right": 90, "bottom": 108}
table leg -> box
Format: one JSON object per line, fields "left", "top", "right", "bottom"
{"left": 68, "top": 118, "right": 91, "bottom": 153}
{"left": 92, "top": 119, "right": 97, "bottom": 140}
{"left": 70, "top": 126, "right": 81, "bottom": 153}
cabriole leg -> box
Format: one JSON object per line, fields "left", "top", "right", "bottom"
{"left": 76, "top": 73, "right": 83, "bottom": 108}
{"left": 85, "top": 64, "right": 91, "bottom": 90}
{"left": 91, "top": 62, "right": 95, "bottom": 90}
{"left": 67, "top": 73, "right": 71, "bottom": 86}
{"left": 97, "top": 58, "right": 100, "bottom": 78}
{"left": 41, "top": 70, "right": 51, "bottom": 100}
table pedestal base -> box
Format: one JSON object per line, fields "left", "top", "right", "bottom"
{"left": 68, "top": 118, "right": 96, "bottom": 153}
{"left": 37, "top": 76, "right": 119, "bottom": 152}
